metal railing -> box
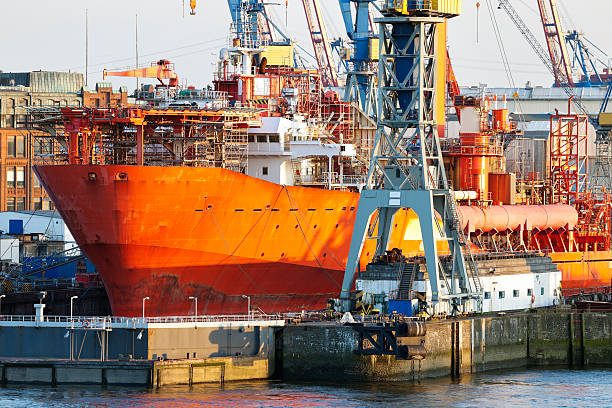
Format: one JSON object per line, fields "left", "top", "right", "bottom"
{"left": 0, "top": 313, "right": 285, "bottom": 326}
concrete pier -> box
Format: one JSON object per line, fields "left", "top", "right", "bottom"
{"left": 280, "top": 311, "right": 612, "bottom": 382}
{"left": 2, "top": 310, "right": 611, "bottom": 386}
{"left": 0, "top": 314, "right": 284, "bottom": 387}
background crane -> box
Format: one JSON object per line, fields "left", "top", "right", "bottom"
{"left": 301, "top": 0, "right": 339, "bottom": 87}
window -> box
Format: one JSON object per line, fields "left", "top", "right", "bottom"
{"left": 16, "top": 197, "right": 25, "bottom": 211}
{"left": 16, "top": 135, "right": 25, "bottom": 157}
{"left": 540, "top": 287, "right": 545, "bottom": 296}
{"left": 42, "top": 198, "right": 52, "bottom": 210}
{"left": 7, "top": 136, "right": 15, "bottom": 157}
{"left": 248, "top": 135, "right": 254, "bottom": 142}
{"left": 33, "top": 197, "right": 42, "bottom": 210}
{"left": 262, "top": 166, "right": 269, "bottom": 176}
{"left": 527, "top": 288, "right": 533, "bottom": 296}
{"left": 498, "top": 291, "right": 505, "bottom": 299}
{"left": 256, "top": 135, "right": 267, "bottom": 143}
{"left": 513, "top": 290, "right": 520, "bottom": 298}
{"left": 6, "top": 167, "right": 15, "bottom": 188}
{"left": 5, "top": 115, "right": 14, "bottom": 128}
{"left": 269, "top": 135, "right": 280, "bottom": 143}
{"left": 33, "top": 139, "right": 43, "bottom": 155}
{"left": 484, "top": 292, "right": 491, "bottom": 299}
{"left": 16, "top": 167, "right": 24, "bottom": 188}
{"left": 6, "top": 198, "right": 15, "bottom": 212}
{"left": 32, "top": 173, "right": 41, "bottom": 188}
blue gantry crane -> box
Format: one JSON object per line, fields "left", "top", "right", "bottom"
{"left": 337, "top": 0, "right": 378, "bottom": 113}
{"left": 339, "top": 0, "right": 482, "bottom": 315}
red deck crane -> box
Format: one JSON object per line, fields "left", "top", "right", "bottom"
{"left": 103, "top": 59, "right": 179, "bottom": 88}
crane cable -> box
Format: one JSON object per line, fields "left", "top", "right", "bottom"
{"left": 484, "top": 0, "right": 528, "bottom": 128}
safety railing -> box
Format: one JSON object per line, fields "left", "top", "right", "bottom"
{"left": 0, "top": 313, "right": 285, "bottom": 326}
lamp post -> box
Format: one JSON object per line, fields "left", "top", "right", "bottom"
{"left": 70, "top": 296, "right": 78, "bottom": 328}
{"left": 188, "top": 296, "right": 198, "bottom": 319}
{"left": 142, "top": 296, "right": 150, "bottom": 320}
{"left": 241, "top": 295, "right": 250, "bottom": 320}
{"left": 0, "top": 294, "right": 5, "bottom": 315}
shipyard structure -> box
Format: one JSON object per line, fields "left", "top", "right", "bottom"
{"left": 0, "top": 0, "right": 607, "bottom": 320}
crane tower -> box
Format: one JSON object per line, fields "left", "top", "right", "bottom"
{"left": 340, "top": 0, "right": 482, "bottom": 314}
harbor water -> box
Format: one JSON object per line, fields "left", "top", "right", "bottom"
{"left": 1, "top": 367, "right": 610, "bottom": 407}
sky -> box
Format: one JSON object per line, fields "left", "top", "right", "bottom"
{"left": 0, "top": 0, "right": 610, "bottom": 91}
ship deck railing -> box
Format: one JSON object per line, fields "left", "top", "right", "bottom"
{"left": 0, "top": 313, "right": 287, "bottom": 329}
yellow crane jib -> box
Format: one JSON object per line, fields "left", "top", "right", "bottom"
{"left": 381, "top": 0, "right": 461, "bottom": 17}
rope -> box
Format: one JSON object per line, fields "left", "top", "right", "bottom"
{"left": 282, "top": 186, "right": 341, "bottom": 290}
{"left": 208, "top": 208, "right": 299, "bottom": 309}
{"left": 284, "top": 185, "right": 345, "bottom": 269}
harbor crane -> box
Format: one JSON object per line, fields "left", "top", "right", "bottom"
{"left": 340, "top": 1, "right": 482, "bottom": 315}
{"left": 301, "top": 0, "right": 339, "bottom": 87}
{"left": 337, "top": 0, "right": 378, "bottom": 114}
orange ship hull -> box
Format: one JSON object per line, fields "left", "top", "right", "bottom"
{"left": 34, "top": 165, "right": 612, "bottom": 316}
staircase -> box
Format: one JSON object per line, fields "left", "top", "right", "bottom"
{"left": 446, "top": 192, "right": 482, "bottom": 295}
{"left": 397, "top": 263, "right": 418, "bottom": 300}
{"left": 290, "top": 159, "right": 302, "bottom": 185}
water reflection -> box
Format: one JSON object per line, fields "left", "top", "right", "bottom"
{"left": 1, "top": 368, "right": 611, "bottom": 408}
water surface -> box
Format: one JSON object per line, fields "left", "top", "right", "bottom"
{"left": 1, "top": 367, "right": 609, "bottom": 407}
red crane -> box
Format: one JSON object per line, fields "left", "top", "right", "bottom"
{"left": 301, "top": 0, "right": 339, "bottom": 88}
{"left": 536, "top": 0, "right": 574, "bottom": 87}
{"left": 103, "top": 59, "right": 179, "bottom": 88}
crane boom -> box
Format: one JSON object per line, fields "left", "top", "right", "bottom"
{"left": 103, "top": 60, "right": 179, "bottom": 87}
{"left": 301, "top": 0, "right": 339, "bottom": 87}
{"left": 497, "top": 0, "right": 557, "bottom": 81}
{"left": 497, "top": 0, "right": 589, "bottom": 117}
{"left": 536, "top": 0, "right": 574, "bottom": 87}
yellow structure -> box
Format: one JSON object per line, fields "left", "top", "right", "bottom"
{"left": 599, "top": 112, "right": 612, "bottom": 127}
{"left": 259, "top": 44, "right": 294, "bottom": 67}
{"left": 381, "top": 0, "right": 461, "bottom": 16}
{"left": 369, "top": 38, "right": 380, "bottom": 61}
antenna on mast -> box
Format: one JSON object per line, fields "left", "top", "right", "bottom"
{"left": 136, "top": 13, "right": 139, "bottom": 90}
{"left": 85, "top": 8, "right": 89, "bottom": 86}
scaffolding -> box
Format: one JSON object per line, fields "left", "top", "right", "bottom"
{"left": 549, "top": 110, "right": 589, "bottom": 205}
{"left": 25, "top": 106, "right": 259, "bottom": 174}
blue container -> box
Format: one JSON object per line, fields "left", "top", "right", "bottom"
{"left": 8, "top": 219, "right": 23, "bottom": 235}
{"left": 23, "top": 257, "right": 96, "bottom": 279}
{"left": 388, "top": 299, "right": 415, "bottom": 317}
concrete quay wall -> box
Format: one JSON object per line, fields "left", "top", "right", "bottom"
{"left": 281, "top": 312, "right": 612, "bottom": 382}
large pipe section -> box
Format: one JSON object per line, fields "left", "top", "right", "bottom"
{"left": 457, "top": 204, "right": 578, "bottom": 233}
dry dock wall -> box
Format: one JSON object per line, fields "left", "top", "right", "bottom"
{"left": 0, "top": 325, "right": 275, "bottom": 361}
{"left": 0, "top": 322, "right": 279, "bottom": 386}
{"left": 281, "top": 312, "right": 612, "bottom": 382}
